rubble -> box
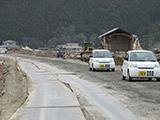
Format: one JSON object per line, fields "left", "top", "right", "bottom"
{"left": 114, "top": 53, "right": 125, "bottom": 65}
{"left": 0, "top": 58, "right": 29, "bottom": 120}
{"left": 6, "top": 48, "right": 160, "bottom": 65}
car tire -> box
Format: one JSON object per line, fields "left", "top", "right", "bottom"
{"left": 156, "top": 78, "right": 160, "bottom": 81}
{"left": 92, "top": 64, "right": 95, "bottom": 71}
{"left": 122, "top": 75, "right": 126, "bottom": 80}
{"left": 88, "top": 63, "right": 91, "bottom": 70}
{"left": 112, "top": 68, "right": 115, "bottom": 72}
{"left": 148, "top": 78, "right": 152, "bottom": 81}
{"left": 128, "top": 70, "right": 132, "bottom": 81}
{"left": 121, "top": 69, "right": 125, "bottom": 80}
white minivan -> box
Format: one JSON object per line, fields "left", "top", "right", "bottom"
{"left": 121, "top": 50, "right": 160, "bottom": 81}
{"left": 89, "top": 50, "right": 115, "bottom": 71}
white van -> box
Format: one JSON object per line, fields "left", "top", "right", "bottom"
{"left": 121, "top": 50, "right": 160, "bottom": 81}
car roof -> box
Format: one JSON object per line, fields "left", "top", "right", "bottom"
{"left": 127, "top": 50, "right": 153, "bottom": 54}
{"left": 92, "top": 49, "right": 110, "bottom": 52}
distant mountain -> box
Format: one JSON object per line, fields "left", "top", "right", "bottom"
{"left": 0, "top": 0, "right": 160, "bottom": 48}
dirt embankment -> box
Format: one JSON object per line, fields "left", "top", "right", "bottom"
{"left": 7, "top": 49, "right": 160, "bottom": 68}
{"left": 0, "top": 58, "right": 29, "bottom": 120}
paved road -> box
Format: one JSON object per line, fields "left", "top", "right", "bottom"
{"left": 11, "top": 55, "right": 160, "bottom": 120}
{"left": 10, "top": 58, "right": 85, "bottom": 120}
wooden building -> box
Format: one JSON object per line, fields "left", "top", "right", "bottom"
{"left": 98, "top": 28, "right": 138, "bottom": 52}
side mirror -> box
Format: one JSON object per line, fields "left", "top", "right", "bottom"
{"left": 124, "top": 57, "right": 128, "bottom": 61}
{"left": 157, "top": 58, "right": 160, "bottom": 61}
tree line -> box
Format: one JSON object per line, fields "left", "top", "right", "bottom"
{"left": 0, "top": 0, "right": 160, "bottom": 48}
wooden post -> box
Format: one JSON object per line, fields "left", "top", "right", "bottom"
{"left": 15, "top": 61, "right": 17, "bottom": 80}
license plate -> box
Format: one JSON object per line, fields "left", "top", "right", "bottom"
{"left": 138, "top": 71, "right": 146, "bottom": 75}
{"left": 99, "top": 64, "right": 105, "bottom": 68}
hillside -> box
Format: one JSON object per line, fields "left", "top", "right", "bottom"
{"left": 141, "top": 26, "right": 160, "bottom": 49}
{"left": 0, "top": 0, "right": 160, "bottom": 48}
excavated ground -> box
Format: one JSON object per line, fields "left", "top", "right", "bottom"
{"left": 0, "top": 59, "right": 29, "bottom": 120}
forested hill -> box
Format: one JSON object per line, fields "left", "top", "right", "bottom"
{"left": 1, "top": 0, "right": 160, "bottom": 48}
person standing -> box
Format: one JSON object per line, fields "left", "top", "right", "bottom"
{"left": 57, "top": 48, "right": 61, "bottom": 57}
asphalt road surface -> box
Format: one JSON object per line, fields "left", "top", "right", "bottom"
{"left": 13, "top": 54, "right": 160, "bottom": 120}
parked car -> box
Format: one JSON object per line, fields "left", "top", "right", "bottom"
{"left": 121, "top": 50, "right": 160, "bottom": 81}
{"left": 89, "top": 50, "right": 115, "bottom": 71}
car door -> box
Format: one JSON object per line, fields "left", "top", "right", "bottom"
{"left": 122, "top": 53, "right": 129, "bottom": 76}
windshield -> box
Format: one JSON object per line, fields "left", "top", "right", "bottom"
{"left": 83, "top": 42, "right": 92, "bottom": 50}
{"left": 93, "top": 51, "right": 112, "bottom": 58}
{"left": 130, "top": 52, "right": 157, "bottom": 61}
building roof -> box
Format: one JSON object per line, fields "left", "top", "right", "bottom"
{"left": 66, "top": 43, "right": 79, "bottom": 45}
{"left": 127, "top": 50, "right": 152, "bottom": 53}
{"left": 3, "top": 40, "right": 17, "bottom": 44}
{"left": 92, "top": 49, "right": 110, "bottom": 52}
{"left": 98, "top": 28, "right": 132, "bottom": 39}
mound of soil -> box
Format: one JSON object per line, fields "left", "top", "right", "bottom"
{"left": 0, "top": 59, "right": 29, "bottom": 120}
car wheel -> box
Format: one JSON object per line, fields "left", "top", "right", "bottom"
{"left": 122, "top": 75, "right": 126, "bottom": 80}
{"left": 148, "top": 78, "right": 152, "bottom": 81}
{"left": 121, "top": 69, "right": 125, "bottom": 80}
{"left": 156, "top": 78, "right": 160, "bottom": 81}
{"left": 92, "top": 64, "right": 95, "bottom": 71}
{"left": 88, "top": 64, "right": 90, "bottom": 70}
{"left": 112, "top": 68, "right": 115, "bottom": 72}
{"left": 127, "top": 70, "right": 132, "bottom": 81}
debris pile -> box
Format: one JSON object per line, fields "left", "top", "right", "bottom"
{"left": 0, "top": 57, "right": 29, "bottom": 120}
{"left": 6, "top": 48, "right": 160, "bottom": 65}
{"left": 114, "top": 52, "right": 125, "bottom": 65}
{"left": 63, "top": 50, "right": 81, "bottom": 59}
{"left": 7, "top": 49, "right": 57, "bottom": 57}
{"left": 7, "top": 49, "right": 82, "bottom": 59}
{"left": 0, "top": 59, "right": 5, "bottom": 97}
